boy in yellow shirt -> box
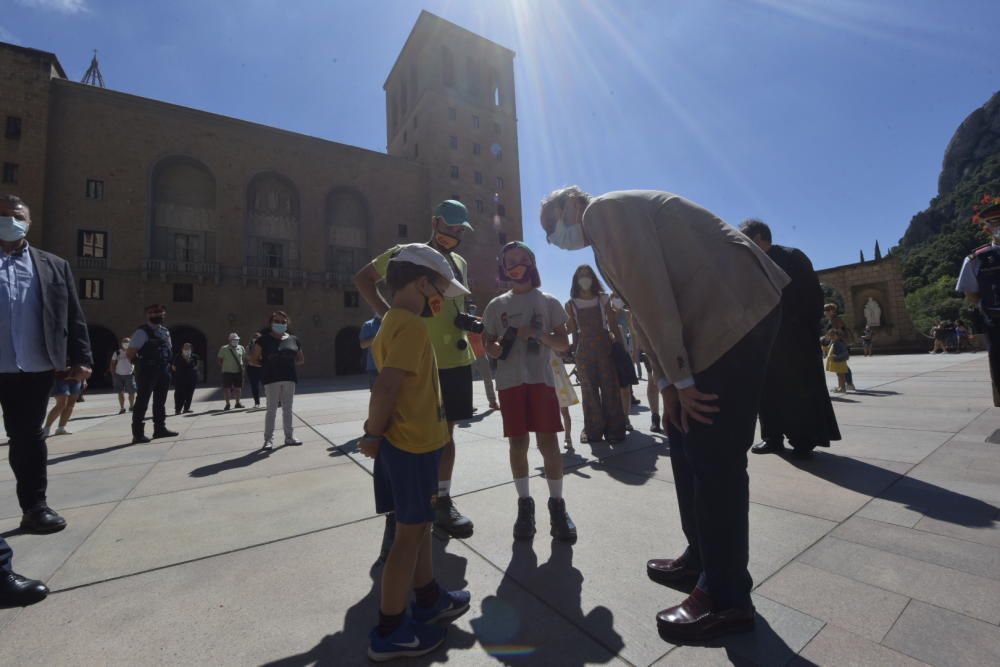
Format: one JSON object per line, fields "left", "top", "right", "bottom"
{"left": 359, "top": 244, "right": 472, "bottom": 661}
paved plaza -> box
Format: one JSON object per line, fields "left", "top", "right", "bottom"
{"left": 1, "top": 352, "right": 999, "bottom": 666}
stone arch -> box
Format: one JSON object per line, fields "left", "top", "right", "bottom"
{"left": 325, "top": 187, "right": 370, "bottom": 285}
{"left": 87, "top": 324, "right": 119, "bottom": 388}
{"left": 335, "top": 326, "right": 364, "bottom": 375}
{"left": 246, "top": 172, "right": 301, "bottom": 270}
{"left": 150, "top": 156, "right": 217, "bottom": 263}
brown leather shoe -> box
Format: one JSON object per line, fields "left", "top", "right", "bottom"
{"left": 647, "top": 555, "right": 700, "bottom": 587}
{"left": 656, "top": 588, "right": 755, "bottom": 643}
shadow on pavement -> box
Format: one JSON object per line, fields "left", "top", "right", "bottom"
{"left": 188, "top": 448, "right": 273, "bottom": 477}
{"left": 588, "top": 432, "right": 670, "bottom": 486}
{"left": 48, "top": 442, "right": 137, "bottom": 466}
{"left": 261, "top": 541, "right": 476, "bottom": 666}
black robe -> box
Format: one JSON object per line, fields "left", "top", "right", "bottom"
{"left": 759, "top": 245, "right": 841, "bottom": 449}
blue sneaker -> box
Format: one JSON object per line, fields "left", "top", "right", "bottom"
{"left": 411, "top": 588, "right": 472, "bottom": 625}
{"left": 367, "top": 618, "right": 446, "bottom": 662}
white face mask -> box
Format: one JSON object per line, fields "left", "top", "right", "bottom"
{"left": 577, "top": 276, "right": 594, "bottom": 291}
{"left": 611, "top": 297, "right": 625, "bottom": 309}
{"left": 229, "top": 340, "right": 239, "bottom": 347}
{"left": 547, "top": 217, "right": 586, "bottom": 251}
{"left": 183, "top": 349, "right": 192, "bottom": 358}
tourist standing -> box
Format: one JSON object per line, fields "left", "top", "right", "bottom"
{"left": 250, "top": 312, "right": 304, "bottom": 450}
{"left": 957, "top": 198, "right": 1000, "bottom": 404}
{"left": 359, "top": 315, "right": 382, "bottom": 390}
{"left": 127, "top": 305, "right": 178, "bottom": 444}
{"left": 0, "top": 195, "right": 92, "bottom": 534}
{"left": 740, "top": 219, "right": 841, "bottom": 459}
{"left": 172, "top": 343, "right": 199, "bottom": 414}
{"left": 43, "top": 369, "right": 83, "bottom": 437}
{"left": 565, "top": 265, "right": 626, "bottom": 444}
{"left": 483, "top": 242, "right": 577, "bottom": 542}
{"left": 109, "top": 337, "right": 136, "bottom": 414}
{"left": 354, "top": 199, "right": 476, "bottom": 538}
{"left": 246, "top": 332, "right": 263, "bottom": 408}
{"left": 217, "top": 333, "right": 245, "bottom": 410}
{"left": 541, "top": 186, "right": 788, "bottom": 642}
{"left": 826, "top": 330, "right": 851, "bottom": 392}
{"left": 861, "top": 327, "right": 874, "bottom": 357}
{"left": 821, "top": 304, "right": 855, "bottom": 390}
{"left": 358, "top": 244, "right": 472, "bottom": 661}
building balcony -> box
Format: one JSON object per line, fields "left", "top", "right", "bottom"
{"left": 142, "top": 258, "right": 221, "bottom": 284}
{"left": 76, "top": 256, "right": 107, "bottom": 271}
{"left": 242, "top": 258, "right": 306, "bottom": 286}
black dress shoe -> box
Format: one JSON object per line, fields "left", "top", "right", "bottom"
{"left": 751, "top": 439, "right": 785, "bottom": 455}
{"left": 657, "top": 588, "right": 755, "bottom": 643}
{"left": 20, "top": 506, "right": 67, "bottom": 534}
{"left": 152, "top": 428, "right": 179, "bottom": 439}
{"left": 0, "top": 572, "right": 49, "bottom": 608}
{"left": 132, "top": 433, "right": 151, "bottom": 444}
{"left": 647, "top": 555, "right": 700, "bottom": 587}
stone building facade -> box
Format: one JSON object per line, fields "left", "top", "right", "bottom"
{"left": 816, "top": 255, "right": 919, "bottom": 349}
{"left": 0, "top": 11, "right": 521, "bottom": 385}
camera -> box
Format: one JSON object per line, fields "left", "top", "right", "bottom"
{"left": 498, "top": 327, "right": 518, "bottom": 360}
{"left": 454, "top": 312, "right": 485, "bottom": 334}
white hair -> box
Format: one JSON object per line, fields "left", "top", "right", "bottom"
{"left": 540, "top": 185, "right": 591, "bottom": 229}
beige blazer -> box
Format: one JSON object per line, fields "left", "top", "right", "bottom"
{"left": 583, "top": 190, "right": 789, "bottom": 387}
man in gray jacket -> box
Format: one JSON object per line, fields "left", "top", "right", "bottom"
{"left": 541, "top": 187, "right": 788, "bottom": 643}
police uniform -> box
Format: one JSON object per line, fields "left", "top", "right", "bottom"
{"left": 956, "top": 202, "right": 1000, "bottom": 406}
{"left": 128, "top": 323, "right": 174, "bottom": 440}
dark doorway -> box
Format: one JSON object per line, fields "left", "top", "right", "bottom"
{"left": 335, "top": 326, "right": 364, "bottom": 375}
{"left": 170, "top": 325, "right": 208, "bottom": 384}
{"left": 87, "top": 325, "right": 118, "bottom": 388}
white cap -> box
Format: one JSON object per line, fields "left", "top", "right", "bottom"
{"left": 389, "top": 244, "right": 470, "bottom": 298}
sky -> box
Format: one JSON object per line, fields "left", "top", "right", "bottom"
{"left": 3, "top": 0, "right": 999, "bottom": 297}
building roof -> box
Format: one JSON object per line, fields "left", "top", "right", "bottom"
{"left": 384, "top": 10, "right": 515, "bottom": 89}
{"left": 0, "top": 41, "right": 67, "bottom": 78}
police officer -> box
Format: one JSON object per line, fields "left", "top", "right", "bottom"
{"left": 957, "top": 200, "right": 1000, "bottom": 406}
{"left": 127, "top": 304, "right": 179, "bottom": 443}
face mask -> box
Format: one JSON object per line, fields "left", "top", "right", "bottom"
{"left": 505, "top": 264, "right": 532, "bottom": 283}
{"left": 149, "top": 315, "right": 165, "bottom": 325}
{"left": 0, "top": 216, "right": 28, "bottom": 243}
{"left": 611, "top": 297, "right": 625, "bottom": 309}
{"left": 421, "top": 283, "right": 445, "bottom": 318}
{"left": 272, "top": 323, "right": 288, "bottom": 334}
{"left": 577, "top": 276, "right": 593, "bottom": 291}
{"left": 229, "top": 340, "right": 239, "bottom": 347}
{"left": 547, "top": 217, "right": 586, "bottom": 251}
{"left": 122, "top": 343, "right": 129, "bottom": 350}
{"left": 183, "top": 350, "right": 192, "bottom": 358}
{"left": 434, "top": 231, "right": 461, "bottom": 252}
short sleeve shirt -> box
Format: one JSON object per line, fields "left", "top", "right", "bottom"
{"left": 217, "top": 344, "right": 246, "bottom": 373}
{"left": 373, "top": 308, "right": 449, "bottom": 454}
{"left": 957, "top": 254, "right": 983, "bottom": 294}
{"left": 112, "top": 350, "right": 134, "bottom": 375}
{"left": 373, "top": 245, "right": 475, "bottom": 370}
{"left": 482, "top": 289, "right": 569, "bottom": 392}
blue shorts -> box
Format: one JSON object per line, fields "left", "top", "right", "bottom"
{"left": 373, "top": 438, "right": 443, "bottom": 525}
{"left": 51, "top": 378, "right": 82, "bottom": 397}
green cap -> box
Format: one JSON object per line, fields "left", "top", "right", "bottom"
{"left": 434, "top": 200, "right": 474, "bottom": 231}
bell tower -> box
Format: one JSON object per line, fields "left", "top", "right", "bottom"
{"left": 385, "top": 11, "right": 521, "bottom": 308}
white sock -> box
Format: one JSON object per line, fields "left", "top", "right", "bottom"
{"left": 547, "top": 477, "right": 563, "bottom": 499}
{"left": 514, "top": 477, "right": 530, "bottom": 499}
{"left": 438, "top": 480, "right": 451, "bottom": 497}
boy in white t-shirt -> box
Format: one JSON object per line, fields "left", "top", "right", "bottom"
{"left": 483, "top": 242, "right": 577, "bottom": 542}
{"left": 108, "top": 336, "right": 136, "bottom": 414}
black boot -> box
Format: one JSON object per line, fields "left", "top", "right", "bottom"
{"left": 548, "top": 498, "right": 577, "bottom": 543}
{"left": 434, "top": 495, "right": 474, "bottom": 538}
{"left": 132, "top": 426, "right": 150, "bottom": 444}
{"left": 152, "top": 427, "right": 179, "bottom": 439}
{"left": 513, "top": 497, "right": 536, "bottom": 539}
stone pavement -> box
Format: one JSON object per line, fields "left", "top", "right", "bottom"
{"left": 1, "top": 352, "right": 999, "bottom": 666}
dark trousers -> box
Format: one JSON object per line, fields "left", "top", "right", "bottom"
{"left": 246, "top": 365, "right": 262, "bottom": 403}
{"left": 1, "top": 371, "right": 54, "bottom": 512}
{"left": 174, "top": 375, "right": 196, "bottom": 413}
{"left": 133, "top": 369, "right": 170, "bottom": 434}
{"left": 986, "top": 326, "right": 1000, "bottom": 406}
{"left": 0, "top": 535, "right": 11, "bottom": 574}
{"left": 667, "top": 306, "right": 780, "bottom": 610}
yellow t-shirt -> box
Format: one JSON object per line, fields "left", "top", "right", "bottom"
{"left": 373, "top": 308, "right": 449, "bottom": 454}
{"left": 373, "top": 244, "right": 475, "bottom": 370}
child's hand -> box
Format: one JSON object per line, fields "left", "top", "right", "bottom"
{"left": 359, "top": 435, "right": 380, "bottom": 458}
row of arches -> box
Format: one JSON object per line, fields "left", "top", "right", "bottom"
{"left": 86, "top": 324, "right": 367, "bottom": 388}
{"left": 150, "top": 156, "right": 370, "bottom": 280}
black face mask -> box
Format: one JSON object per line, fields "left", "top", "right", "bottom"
{"left": 149, "top": 316, "right": 165, "bottom": 325}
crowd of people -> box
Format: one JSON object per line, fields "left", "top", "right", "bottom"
{"left": 7, "top": 186, "right": 995, "bottom": 661}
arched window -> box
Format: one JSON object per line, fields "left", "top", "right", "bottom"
{"left": 442, "top": 46, "right": 455, "bottom": 87}
{"left": 246, "top": 173, "right": 300, "bottom": 270}
{"left": 326, "top": 189, "right": 370, "bottom": 286}
{"left": 150, "top": 156, "right": 217, "bottom": 264}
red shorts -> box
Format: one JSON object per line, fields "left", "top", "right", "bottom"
{"left": 498, "top": 384, "right": 563, "bottom": 438}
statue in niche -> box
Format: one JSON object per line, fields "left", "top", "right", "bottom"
{"left": 864, "top": 297, "right": 882, "bottom": 327}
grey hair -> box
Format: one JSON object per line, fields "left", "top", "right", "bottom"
{"left": 540, "top": 185, "right": 591, "bottom": 230}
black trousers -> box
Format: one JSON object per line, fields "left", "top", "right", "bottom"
{"left": 246, "top": 365, "right": 262, "bottom": 403}
{"left": 133, "top": 368, "right": 170, "bottom": 433}
{"left": 0, "top": 535, "right": 11, "bottom": 574}
{"left": 667, "top": 306, "right": 780, "bottom": 610}
{"left": 174, "top": 375, "right": 196, "bottom": 413}
{"left": 986, "top": 325, "right": 1000, "bottom": 407}
{"left": 0, "top": 371, "right": 55, "bottom": 511}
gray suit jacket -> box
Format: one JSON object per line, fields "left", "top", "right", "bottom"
{"left": 583, "top": 190, "right": 789, "bottom": 387}
{"left": 28, "top": 246, "right": 93, "bottom": 370}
